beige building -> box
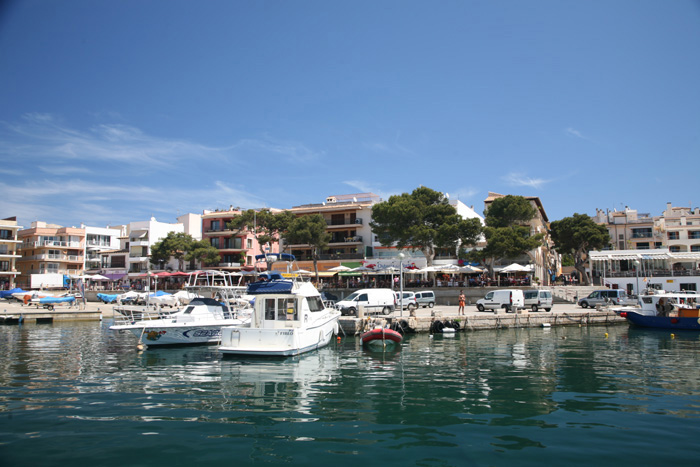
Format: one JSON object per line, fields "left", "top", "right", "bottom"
{"left": 592, "top": 207, "right": 658, "bottom": 251}
{"left": 16, "top": 221, "right": 86, "bottom": 288}
{"left": 593, "top": 203, "right": 700, "bottom": 253}
{"left": 484, "top": 192, "right": 558, "bottom": 285}
{"left": 286, "top": 193, "right": 380, "bottom": 271}
{"left": 0, "top": 217, "right": 22, "bottom": 289}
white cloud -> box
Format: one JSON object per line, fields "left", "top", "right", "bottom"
{"left": 502, "top": 172, "right": 550, "bottom": 190}
{"left": 342, "top": 180, "right": 397, "bottom": 201}
{"left": 451, "top": 187, "right": 480, "bottom": 201}
{"left": 565, "top": 127, "right": 587, "bottom": 140}
{"left": 0, "top": 114, "right": 326, "bottom": 227}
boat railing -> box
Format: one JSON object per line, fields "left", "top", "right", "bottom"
{"left": 113, "top": 307, "right": 175, "bottom": 326}
{"left": 323, "top": 300, "right": 339, "bottom": 310}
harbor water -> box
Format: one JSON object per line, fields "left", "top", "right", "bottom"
{"left": 2, "top": 319, "right": 700, "bottom": 466}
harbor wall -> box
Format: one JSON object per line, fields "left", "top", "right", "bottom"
{"left": 339, "top": 310, "right": 624, "bottom": 335}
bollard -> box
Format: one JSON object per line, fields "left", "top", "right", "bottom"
{"left": 357, "top": 305, "right": 364, "bottom": 318}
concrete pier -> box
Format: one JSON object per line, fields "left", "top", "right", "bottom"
{"left": 339, "top": 303, "right": 624, "bottom": 335}
{"left": 1, "top": 299, "right": 625, "bottom": 331}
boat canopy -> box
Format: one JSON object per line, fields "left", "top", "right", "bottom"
{"left": 247, "top": 280, "right": 294, "bottom": 295}
{"left": 258, "top": 272, "right": 284, "bottom": 281}
{"left": 255, "top": 253, "right": 296, "bottom": 262}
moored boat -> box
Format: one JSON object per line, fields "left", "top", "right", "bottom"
{"left": 361, "top": 327, "right": 403, "bottom": 346}
{"left": 618, "top": 291, "right": 700, "bottom": 330}
{"left": 109, "top": 270, "right": 252, "bottom": 346}
{"left": 219, "top": 254, "right": 341, "bottom": 357}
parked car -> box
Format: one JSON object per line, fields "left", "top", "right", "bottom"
{"left": 394, "top": 291, "right": 418, "bottom": 311}
{"left": 523, "top": 289, "right": 553, "bottom": 312}
{"left": 335, "top": 288, "right": 396, "bottom": 316}
{"left": 578, "top": 289, "right": 631, "bottom": 308}
{"left": 476, "top": 289, "right": 524, "bottom": 312}
{"left": 414, "top": 290, "right": 436, "bottom": 308}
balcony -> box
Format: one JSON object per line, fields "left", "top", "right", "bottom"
{"left": 326, "top": 219, "right": 363, "bottom": 229}
{"left": 21, "top": 253, "right": 84, "bottom": 262}
{"left": 24, "top": 240, "right": 82, "bottom": 249}
{"left": 129, "top": 239, "right": 150, "bottom": 247}
{"left": 218, "top": 262, "right": 241, "bottom": 268}
{"left": 329, "top": 236, "right": 363, "bottom": 245}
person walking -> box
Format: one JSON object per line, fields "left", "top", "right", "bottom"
{"left": 458, "top": 290, "right": 466, "bottom": 315}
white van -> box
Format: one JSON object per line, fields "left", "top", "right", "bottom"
{"left": 394, "top": 291, "right": 418, "bottom": 311}
{"left": 476, "top": 289, "right": 524, "bottom": 313}
{"left": 336, "top": 288, "right": 396, "bottom": 316}
{"left": 414, "top": 290, "right": 436, "bottom": 308}
{"left": 523, "top": 289, "right": 553, "bottom": 312}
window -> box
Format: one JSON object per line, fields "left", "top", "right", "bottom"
{"left": 668, "top": 232, "right": 680, "bottom": 240}
{"left": 636, "top": 242, "right": 649, "bottom": 249}
{"left": 278, "top": 298, "right": 297, "bottom": 321}
{"left": 40, "top": 263, "right": 59, "bottom": 273}
{"left": 265, "top": 298, "right": 276, "bottom": 320}
{"left": 210, "top": 220, "right": 220, "bottom": 231}
{"left": 246, "top": 239, "right": 252, "bottom": 249}
{"left": 307, "top": 296, "right": 325, "bottom": 312}
{"left": 691, "top": 245, "right": 700, "bottom": 252}
{"left": 689, "top": 231, "right": 700, "bottom": 240}
{"left": 680, "top": 283, "right": 697, "bottom": 292}
{"left": 669, "top": 246, "right": 681, "bottom": 252}
{"left": 632, "top": 228, "right": 652, "bottom": 238}
{"left": 234, "top": 237, "right": 242, "bottom": 249}
{"left": 211, "top": 238, "right": 220, "bottom": 248}
{"left": 655, "top": 242, "right": 663, "bottom": 249}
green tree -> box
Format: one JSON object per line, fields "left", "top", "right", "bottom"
{"left": 150, "top": 232, "right": 198, "bottom": 271}
{"left": 477, "top": 195, "right": 545, "bottom": 276}
{"left": 370, "top": 186, "right": 482, "bottom": 267}
{"left": 550, "top": 213, "right": 610, "bottom": 285}
{"left": 283, "top": 214, "right": 330, "bottom": 282}
{"left": 186, "top": 239, "right": 222, "bottom": 267}
{"left": 227, "top": 209, "right": 295, "bottom": 270}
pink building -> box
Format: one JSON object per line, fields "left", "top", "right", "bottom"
{"left": 201, "top": 208, "right": 279, "bottom": 271}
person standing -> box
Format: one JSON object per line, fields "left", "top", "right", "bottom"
{"left": 458, "top": 290, "right": 466, "bottom": 315}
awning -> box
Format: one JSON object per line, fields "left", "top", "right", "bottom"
{"left": 103, "top": 273, "right": 126, "bottom": 280}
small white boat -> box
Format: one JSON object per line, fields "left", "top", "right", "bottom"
{"left": 109, "top": 270, "right": 252, "bottom": 346}
{"left": 219, "top": 254, "right": 341, "bottom": 357}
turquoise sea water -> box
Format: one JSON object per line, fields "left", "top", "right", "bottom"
{"left": 1, "top": 320, "right": 700, "bottom": 466}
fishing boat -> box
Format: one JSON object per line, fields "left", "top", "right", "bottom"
{"left": 109, "top": 270, "right": 252, "bottom": 346}
{"left": 618, "top": 291, "right": 700, "bottom": 330}
{"left": 219, "top": 254, "right": 341, "bottom": 357}
{"left": 360, "top": 326, "right": 403, "bottom": 347}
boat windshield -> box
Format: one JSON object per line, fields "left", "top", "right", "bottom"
{"left": 307, "top": 296, "right": 325, "bottom": 312}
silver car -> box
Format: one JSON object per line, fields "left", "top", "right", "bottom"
{"left": 578, "top": 289, "right": 631, "bottom": 308}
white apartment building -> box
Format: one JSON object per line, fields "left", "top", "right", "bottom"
{"left": 82, "top": 224, "right": 123, "bottom": 273}
{"left": 0, "top": 217, "right": 22, "bottom": 289}
{"left": 126, "top": 217, "right": 185, "bottom": 276}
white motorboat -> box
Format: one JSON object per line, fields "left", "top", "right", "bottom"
{"left": 219, "top": 254, "right": 341, "bottom": 357}
{"left": 109, "top": 271, "right": 252, "bottom": 346}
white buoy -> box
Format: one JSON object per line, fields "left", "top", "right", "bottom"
{"left": 542, "top": 323, "right": 551, "bottom": 328}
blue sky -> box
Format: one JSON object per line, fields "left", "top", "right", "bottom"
{"left": 1, "top": 0, "right": 699, "bottom": 229}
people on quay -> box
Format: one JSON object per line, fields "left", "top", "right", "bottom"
{"left": 458, "top": 289, "right": 466, "bottom": 315}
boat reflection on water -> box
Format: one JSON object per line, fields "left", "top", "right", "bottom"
{"left": 218, "top": 346, "right": 342, "bottom": 414}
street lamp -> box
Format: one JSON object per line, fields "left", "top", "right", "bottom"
{"left": 634, "top": 258, "right": 640, "bottom": 298}
{"left": 399, "top": 252, "right": 405, "bottom": 318}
